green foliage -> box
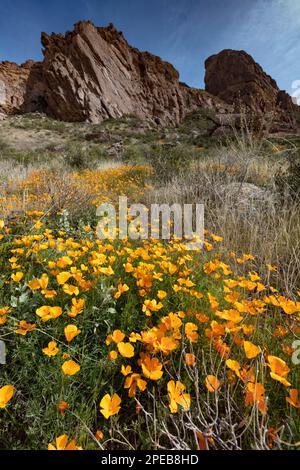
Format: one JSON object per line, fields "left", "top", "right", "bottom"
{"left": 12, "top": 114, "right": 72, "bottom": 134}
{"left": 178, "top": 108, "right": 217, "bottom": 133}
{"left": 276, "top": 148, "right": 300, "bottom": 199}
{"left": 146, "top": 144, "right": 196, "bottom": 183}
{"left": 63, "top": 145, "right": 90, "bottom": 169}
{"left": 123, "top": 144, "right": 150, "bottom": 164}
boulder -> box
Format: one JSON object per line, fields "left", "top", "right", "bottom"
{"left": 106, "top": 141, "right": 123, "bottom": 159}
{"left": 218, "top": 182, "right": 276, "bottom": 215}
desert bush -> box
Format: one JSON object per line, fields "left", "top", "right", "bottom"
{"left": 60, "top": 143, "right": 109, "bottom": 170}
{"left": 63, "top": 144, "right": 90, "bottom": 170}
{"left": 146, "top": 144, "right": 197, "bottom": 183}
{"left": 122, "top": 143, "right": 151, "bottom": 164}
{"left": 276, "top": 147, "right": 300, "bottom": 200}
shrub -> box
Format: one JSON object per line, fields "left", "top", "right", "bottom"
{"left": 276, "top": 148, "right": 300, "bottom": 199}
{"left": 63, "top": 145, "right": 89, "bottom": 169}
{"left": 0, "top": 137, "right": 9, "bottom": 153}
{"left": 146, "top": 145, "right": 196, "bottom": 183}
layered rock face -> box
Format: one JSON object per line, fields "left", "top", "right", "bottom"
{"left": 0, "top": 61, "right": 32, "bottom": 113}
{"left": 40, "top": 21, "right": 226, "bottom": 124}
{"left": 0, "top": 60, "right": 46, "bottom": 114}
{"left": 0, "top": 23, "right": 296, "bottom": 130}
{"left": 204, "top": 49, "right": 296, "bottom": 130}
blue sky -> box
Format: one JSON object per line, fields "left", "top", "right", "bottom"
{"left": 0, "top": 0, "right": 299, "bottom": 94}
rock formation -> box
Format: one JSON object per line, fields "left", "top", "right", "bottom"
{"left": 40, "top": 21, "right": 227, "bottom": 124}
{"left": 0, "top": 61, "right": 32, "bottom": 114}
{"left": 0, "top": 60, "right": 46, "bottom": 114}
{"left": 0, "top": 22, "right": 297, "bottom": 131}
{"left": 204, "top": 49, "right": 296, "bottom": 130}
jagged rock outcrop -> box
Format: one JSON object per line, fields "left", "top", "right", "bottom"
{"left": 0, "top": 23, "right": 297, "bottom": 132}
{"left": 0, "top": 60, "right": 46, "bottom": 115}
{"left": 204, "top": 49, "right": 296, "bottom": 131}
{"left": 40, "top": 21, "right": 227, "bottom": 124}
{"left": 0, "top": 61, "right": 32, "bottom": 114}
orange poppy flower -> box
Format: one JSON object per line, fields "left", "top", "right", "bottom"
{"left": 48, "top": 434, "right": 82, "bottom": 450}
{"left": 117, "top": 342, "right": 135, "bottom": 358}
{"left": 62, "top": 360, "right": 80, "bottom": 376}
{"left": 266, "top": 355, "right": 291, "bottom": 387}
{"left": 121, "top": 365, "right": 132, "bottom": 376}
{"left": 42, "top": 341, "right": 59, "bottom": 357}
{"left": 58, "top": 401, "right": 69, "bottom": 416}
{"left": 185, "top": 322, "right": 198, "bottom": 342}
{"left": 124, "top": 373, "right": 147, "bottom": 397}
{"left": 226, "top": 359, "right": 241, "bottom": 378}
{"left": 243, "top": 341, "right": 260, "bottom": 359}
{"left": 141, "top": 355, "right": 163, "bottom": 380}
{"left": 245, "top": 382, "right": 267, "bottom": 414}
{"left": 99, "top": 393, "right": 121, "bottom": 419}
{"left": 185, "top": 353, "right": 196, "bottom": 366}
{"left": 64, "top": 325, "right": 81, "bottom": 342}
{"left": 15, "top": 320, "right": 36, "bottom": 335}
{"left": 106, "top": 329, "right": 125, "bottom": 345}
{"left": 167, "top": 380, "right": 191, "bottom": 413}
{"left": 286, "top": 389, "right": 300, "bottom": 408}
{"left": 205, "top": 375, "right": 220, "bottom": 393}
{"left": 0, "top": 385, "right": 14, "bottom": 408}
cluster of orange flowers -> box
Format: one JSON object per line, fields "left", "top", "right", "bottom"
{"left": 0, "top": 165, "right": 152, "bottom": 217}
{"left": 0, "top": 211, "right": 299, "bottom": 449}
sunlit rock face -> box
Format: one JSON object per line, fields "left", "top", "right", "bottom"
{"left": 40, "top": 21, "right": 227, "bottom": 124}
{"left": 0, "top": 60, "right": 46, "bottom": 115}
{"left": 0, "top": 61, "right": 32, "bottom": 113}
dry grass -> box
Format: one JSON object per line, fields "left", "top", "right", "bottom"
{"left": 145, "top": 136, "right": 300, "bottom": 294}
